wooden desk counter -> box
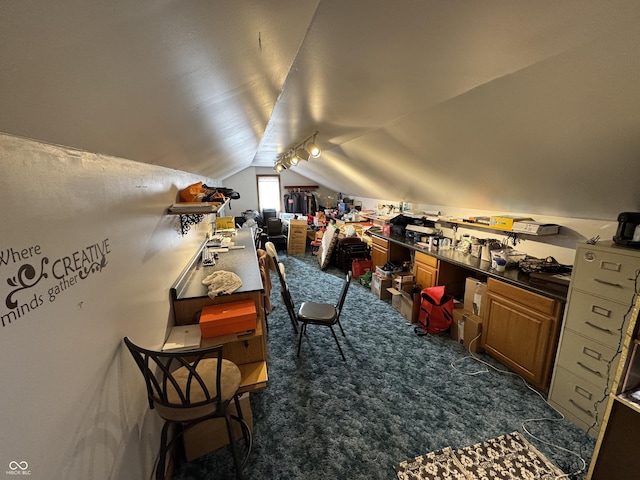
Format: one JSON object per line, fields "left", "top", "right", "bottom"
{"left": 170, "top": 229, "right": 268, "bottom": 393}
{"left": 369, "top": 228, "right": 567, "bottom": 301}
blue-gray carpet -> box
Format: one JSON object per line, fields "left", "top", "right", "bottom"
{"left": 173, "top": 252, "right": 594, "bottom": 480}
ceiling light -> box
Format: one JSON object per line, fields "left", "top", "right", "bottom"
{"left": 295, "top": 147, "right": 310, "bottom": 162}
{"left": 290, "top": 150, "right": 301, "bottom": 166}
{"left": 281, "top": 156, "right": 293, "bottom": 169}
{"left": 273, "top": 131, "right": 320, "bottom": 172}
{"left": 306, "top": 133, "right": 321, "bottom": 157}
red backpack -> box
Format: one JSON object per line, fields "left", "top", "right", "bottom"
{"left": 414, "top": 285, "right": 454, "bottom": 335}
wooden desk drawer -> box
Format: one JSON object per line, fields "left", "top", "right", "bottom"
{"left": 372, "top": 236, "right": 389, "bottom": 248}
{"left": 564, "top": 290, "right": 630, "bottom": 349}
{"left": 572, "top": 247, "right": 639, "bottom": 303}
{"left": 555, "top": 329, "right": 619, "bottom": 391}
{"left": 415, "top": 250, "right": 438, "bottom": 268}
{"left": 487, "top": 278, "right": 559, "bottom": 317}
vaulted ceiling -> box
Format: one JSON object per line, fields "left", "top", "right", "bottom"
{"left": 1, "top": 1, "right": 639, "bottom": 220}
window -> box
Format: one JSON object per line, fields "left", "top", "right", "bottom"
{"left": 257, "top": 175, "right": 282, "bottom": 213}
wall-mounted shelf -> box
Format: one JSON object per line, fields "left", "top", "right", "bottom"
{"left": 438, "top": 218, "right": 560, "bottom": 245}
{"left": 167, "top": 199, "right": 229, "bottom": 235}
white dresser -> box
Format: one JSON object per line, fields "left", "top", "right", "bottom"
{"left": 548, "top": 242, "right": 640, "bottom": 436}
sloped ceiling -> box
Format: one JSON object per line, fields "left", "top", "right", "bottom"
{"left": 1, "top": 1, "right": 639, "bottom": 220}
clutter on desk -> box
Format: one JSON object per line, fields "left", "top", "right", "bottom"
{"left": 199, "top": 299, "right": 256, "bottom": 338}
{"left": 162, "top": 324, "right": 202, "bottom": 352}
{"left": 201, "top": 270, "right": 243, "bottom": 298}
{"left": 518, "top": 256, "right": 572, "bottom": 274}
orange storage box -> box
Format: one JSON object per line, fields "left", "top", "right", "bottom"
{"left": 199, "top": 300, "right": 257, "bottom": 338}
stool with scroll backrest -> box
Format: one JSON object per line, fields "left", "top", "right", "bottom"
{"left": 123, "top": 337, "right": 251, "bottom": 479}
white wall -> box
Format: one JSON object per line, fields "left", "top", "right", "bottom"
{"left": 0, "top": 133, "right": 218, "bottom": 479}
{"left": 225, "top": 166, "right": 620, "bottom": 266}
{"left": 352, "top": 196, "right": 619, "bottom": 265}
{"left": 224, "top": 167, "right": 336, "bottom": 216}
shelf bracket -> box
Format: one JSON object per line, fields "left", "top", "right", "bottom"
{"left": 506, "top": 231, "right": 521, "bottom": 246}
{"left": 179, "top": 214, "right": 205, "bottom": 235}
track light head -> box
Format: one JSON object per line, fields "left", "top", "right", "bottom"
{"left": 295, "top": 147, "right": 310, "bottom": 162}
{"left": 274, "top": 131, "right": 320, "bottom": 171}
{"left": 307, "top": 133, "right": 321, "bottom": 157}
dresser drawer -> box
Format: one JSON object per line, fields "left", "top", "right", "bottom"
{"left": 564, "top": 290, "right": 631, "bottom": 349}
{"left": 415, "top": 250, "right": 438, "bottom": 268}
{"left": 572, "top": 247, "right": 639, "bottom": 303}
{"left": 551, "top": 366, "right": 606, "bottom": 430}
{"left": 371, "top": 236, "right": 389, "bottom": 248}
{"left": 555, "top": 329, "right": 619, "bottom": 391}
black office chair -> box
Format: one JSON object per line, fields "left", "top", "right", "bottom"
{"left": 123, "top": 337, "right": 252, "bottom": 480}
{"left": 266, "top": 218, "right": 287, "bottom": 253}
{"left": 297, "top": 271, "right": 352, "bottom": 361}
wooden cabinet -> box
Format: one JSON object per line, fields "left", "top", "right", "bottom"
{"left": 414, "top": 251, "right": 438, "bottom": 288}
{"left": 170, "top": 230, "right": 268, "bottom": 394}
{"left": 548, "top": 243, "right": 640, "bottom": 435}
{"left": 482, "top": 278, "right": 564, "bottom": 392}
{"left": 414, "top": 250, "right": 468, "bottom": 296}
{"left": 370, "top": 235, "right": 410, "bottom": 270}
{"left": 587, "top": 296, "right": 640, "bottom": 479}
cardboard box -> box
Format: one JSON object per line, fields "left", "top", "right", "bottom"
{"left": 388, "top": 288, "right": 404, "bottom": 312}
{"left": 183, "top": 393, "right": 253, "bottom": 461}
{"left": 463, "top": 277, "right": 487, "bottom": 318}
{"left": 215, "top": 216, "right": 235, "bottom": 229}
{"left": 489, "top": 216, "right": 533, "bottom": 230}
{"left": 387, "top": 285, "right": 421, "bottom": 323}
{"left": 371, "top": 273, "right": 393, "bottom": 299}
{"left": 451, "top": 309, "right": 483, "bottom": 353}
{"left": 392, "top": 273, "right": 415, "bottom": 290}
{"left": 287, "top": 219, "right": 308, "bottom": 255}
{"left": 511, "top": 221, "right": 560, "bottom": 235}
{"left": 400, "top": 287, "right": 420, "bottom": 323}
{"left": 199, "top": 300, "right": 257, "bottom": 338}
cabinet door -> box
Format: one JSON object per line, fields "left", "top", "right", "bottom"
{"left": 414, "top": 252, "right": 438, "bottom": 289}
{"left": 371, "top": 242, "right": 388, "bottom": 269}
{"left": 483, "top": 285, "right": 560, "bottom": 391}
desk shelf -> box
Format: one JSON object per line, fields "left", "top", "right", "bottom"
{"left": 439, "top": 218, "right": 560, "bottom": 241}
{"left": 170, "top": 229, "right": 268, "bottom": 394}
{"left": 167, "top": 199, "right": 229, "bottom": 235}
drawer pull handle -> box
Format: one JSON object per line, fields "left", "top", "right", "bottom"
{"left": 577, "top": 361, "right": 603, "bottom": 378}
{"left": 582, "top": 346, "right": 602, "bottom": 361}
{"left": 600, "top": 261, "right": 621, "bottom": 272}
{"left": 593, "top": 278, "right": 623, "bottom": 288}
{"left": 574, "top": 384, "right": 593, "bottom": 400}
{"left": 569, "top": 399, "right": 594, "bottom": 417}
{"left": 590, "top": 305, "right": 612, "bottom": 318}
{"left": 585, "top": 321, "right": 614, "bottom": 334}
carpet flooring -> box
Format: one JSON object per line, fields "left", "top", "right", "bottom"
{"left": 173, "top": 252, "right": 595, "bottom": 480}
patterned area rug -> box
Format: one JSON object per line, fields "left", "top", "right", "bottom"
{"left": 395, "top": 432, "right": 565, "bottom": 480}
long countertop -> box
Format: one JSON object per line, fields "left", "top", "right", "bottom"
{"left": 171, "top": 228, "right": 263, "bottom": 300}
{"left": 369, "top": 228, "right": 568, "bottom": 301}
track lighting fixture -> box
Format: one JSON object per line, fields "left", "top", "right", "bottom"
{"left": 306, "top": 132, "right": 321, "bottom": 158}
{"left": 273, "top": 131, "right": 321, "bottom": 172}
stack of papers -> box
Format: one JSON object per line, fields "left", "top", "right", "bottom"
{"left": 162, "top": 324, "right": 202, "bottom": 352}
